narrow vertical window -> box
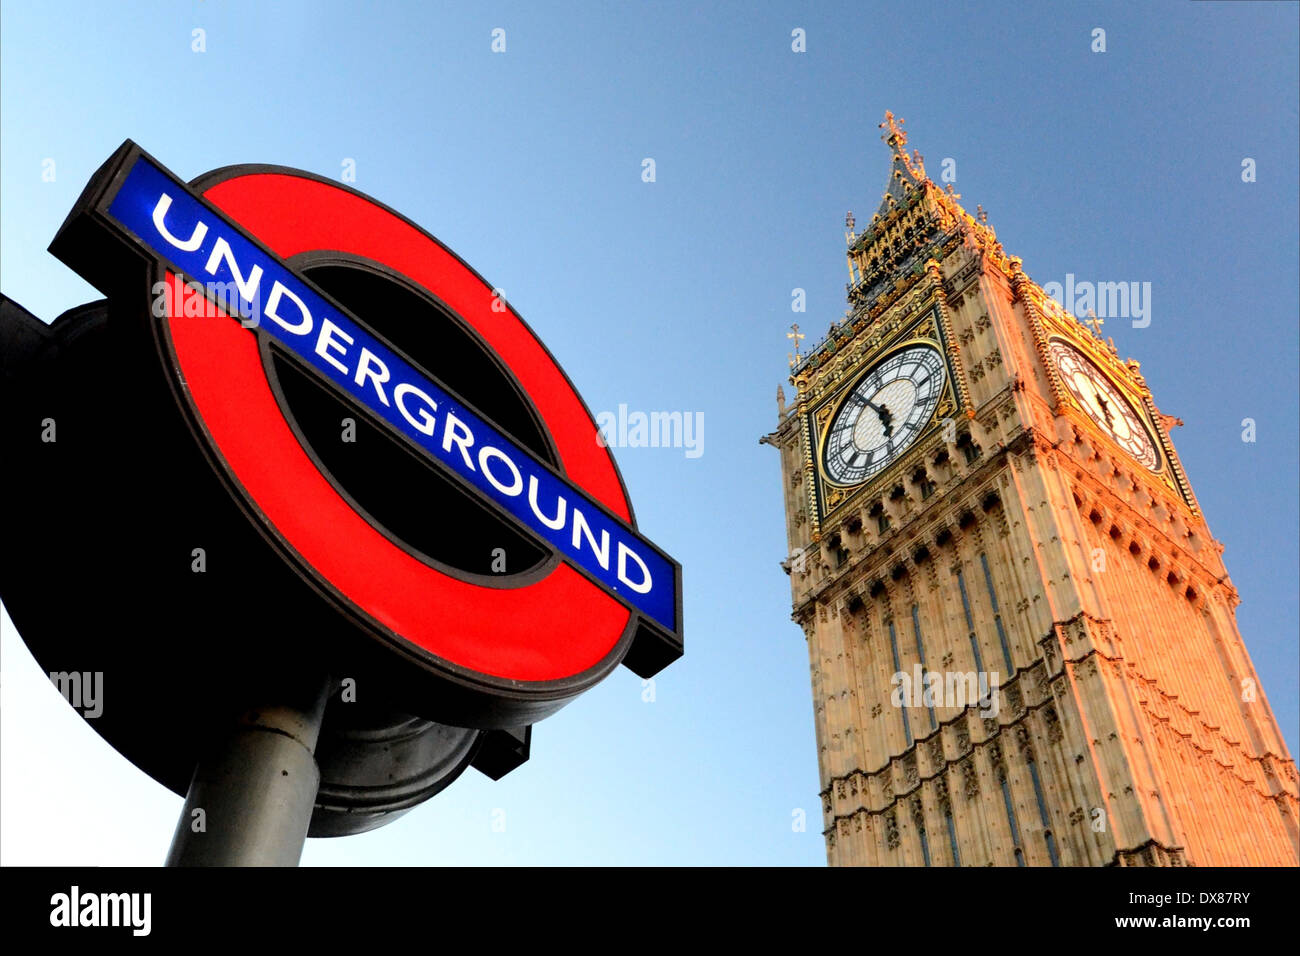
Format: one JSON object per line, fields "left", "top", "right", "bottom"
{"left": 911, "top": 603, "right": 937, "bottom": 730}
{"left": 956, "top": 569, "right": 985, "bottom": 673}
{"left": 1028, "top": 756, "right": 1061, "bottom": 867}
{"left": 887, "top": 617, "right": 912, "bottom": 746}
{"left": 1000, "top": 773, "right": 1025, "bottom": 867}
{"left": 945, "top": 807, "right": 961, "bottom": 866}
{"left": 980, "top": 553, "right": 1014, "bottom": 673}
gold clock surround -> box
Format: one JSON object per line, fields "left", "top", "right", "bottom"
{"left": 1048, "top": 337, "right": 1162, "bottom": 473}
{"left": 816, "top": 337, "right": 951, "bottom": 490}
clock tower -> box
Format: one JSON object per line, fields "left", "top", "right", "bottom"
{"left": 763, "top": 112, "right": 1299, "bottom": 866}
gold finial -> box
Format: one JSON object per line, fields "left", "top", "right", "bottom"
{"left": 879, "top": 111, "right": 931, "bottom": 184}
{"left": 879, "top": 110, "right": 908, "bottom": 150}
{"left": 1084, "top": 309, "right": 1105, "bottom": 336}
{"left": 976, "top": 204, "right": 989, "bottom": 226}
{"left": 787, "top": 322, "right": 805, "bottom": 367}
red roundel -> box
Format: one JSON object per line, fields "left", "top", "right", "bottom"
{"left": 162, "top": 170, "right": 632, "bottom": 683}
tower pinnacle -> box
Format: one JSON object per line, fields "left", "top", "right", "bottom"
{"left": 879, "top": 109, "right": 907, "bottom": 150}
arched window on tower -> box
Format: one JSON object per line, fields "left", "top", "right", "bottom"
{"left": 1025, "top": 745, "right": 1062, "bottom": 867}
{"left": 886, "top": 616, "right": 912, "bottom": 746}
{"left": 911, "top": 603, "right": 937, "bottom": 731}
{"left": 979, "top": 553, "right": 1014, "bottom": 674}
{"left": 870, "top": 501, "right": 890, "bottom": 535}
{"left": 955, "top": 565, "right": 985, "bottom": 674}
{"left": 998, "top": 766, "right": 1026, "bottom": 867}
{"left": 944, "top": 803, "right": 961, "bottom": 866}
{"left": 912, "top": 466, "right": 936, "bottom": 501}
{"left": 914, "top": 799, "right": 932, "bottom": 867}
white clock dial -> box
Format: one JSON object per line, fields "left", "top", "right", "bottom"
{"left": 1049, "top": 339, "right": 1160, "bottom": 471}
{"left": 822, "top": 345, "right": 947, "bottom": 486}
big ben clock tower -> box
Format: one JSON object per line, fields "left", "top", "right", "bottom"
{"left": 764, "top": 112, "right": 1299, "bottom": 867}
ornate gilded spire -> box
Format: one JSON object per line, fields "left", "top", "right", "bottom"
{"left": 879, "top": 112, "right": 928, "bottom": 179}
{"left": 797, "top": 112, "right": 1011, "bottom": 377}
{"left": 879, "top": 109, "right": 907, "bottom": 150}
{"left": 873, "top": 111, "right": 930, "bottom": 218}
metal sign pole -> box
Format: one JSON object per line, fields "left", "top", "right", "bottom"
{"left": 165, "top": 673, "right": 333, "bottom": 867}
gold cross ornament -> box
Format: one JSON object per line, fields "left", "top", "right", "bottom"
{"left": 787, "top": 322, "right": 805, "bottom": 368}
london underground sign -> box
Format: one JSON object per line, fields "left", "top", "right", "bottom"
{"left": 95, "top": 144, "right": 679, "bottom": 669}
{"left": 1, "top": 141, "right": 682, "bottom": 856}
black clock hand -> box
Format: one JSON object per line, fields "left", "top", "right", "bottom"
{"left": 1095, "top": 394, "right": 1114, "bottom": 427}
{"left": 862, "top": 398, "right": 894, "bottom": 438}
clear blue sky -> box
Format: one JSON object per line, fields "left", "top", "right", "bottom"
{"left": 2, "top": 1, "right": 1296, "bottom": 866}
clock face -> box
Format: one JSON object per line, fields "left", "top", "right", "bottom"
{"left": 1049, "top": 339, "right": 1160, "bottom": 471}
{"left": 822, "top": 344, "right": 947, "bottom": 485}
